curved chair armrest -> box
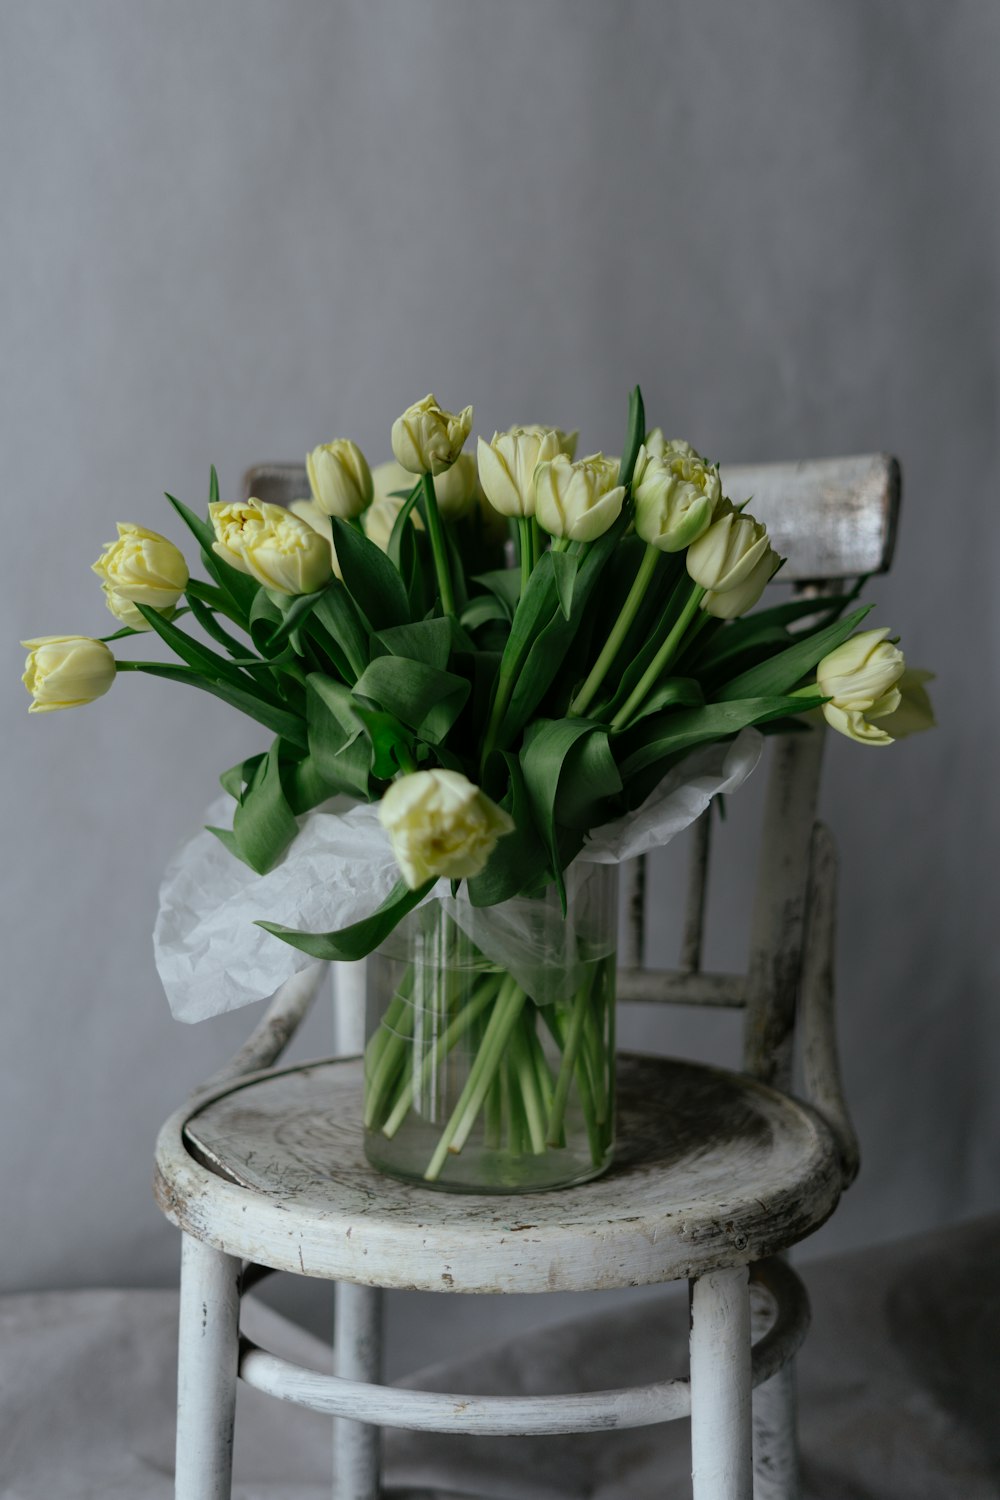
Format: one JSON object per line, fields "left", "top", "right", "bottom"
{"left": 196, "top": 962, "right": 329, "bottom": 1097}
{"left": 799, "top": 823, "right": 860, "bottom": 1184}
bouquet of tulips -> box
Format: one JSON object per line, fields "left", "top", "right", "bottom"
{"left": 22, "top": 387, "right": 930, "bottom": 1185}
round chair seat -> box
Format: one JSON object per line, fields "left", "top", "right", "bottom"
{"left": 154, "top": 1053, "right": 843, "bottom": 1293}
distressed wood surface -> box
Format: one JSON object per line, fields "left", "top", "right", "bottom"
{"left": 690, "top": 1266, "right": 752, "bottom": 1499}
{"left": 235, "top": 1256, "right": 808, "bottom": 1435}
{"left": 155, "top": 1054, "right": 841, "bottom": 1294}
{"left": 243, "top": 451, "right": 898, "bottom": 583}
{"left": 175, "top": 1235, "right": 241, "bottom": 1500}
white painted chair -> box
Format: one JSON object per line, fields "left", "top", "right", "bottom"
{"left": 154, "top": 453, "right": 899, "bottom": 1500}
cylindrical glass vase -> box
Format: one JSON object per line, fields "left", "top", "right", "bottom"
{"left": 363, "top": 862, "right": 618, "bottom": 1193}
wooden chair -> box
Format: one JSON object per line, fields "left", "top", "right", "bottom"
{"left": 154, "top": 452, "right": 899, "bottom": 1499}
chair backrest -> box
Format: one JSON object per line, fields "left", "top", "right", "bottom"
{"left": 240, "top": 453, "right": 900, "bottom": 1103}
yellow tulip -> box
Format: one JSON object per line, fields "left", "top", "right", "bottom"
{"left": 209, "top": 498, "right": 332, "bottom": 595}
{"left": 477, "top": 427, "right": 562, "bottom": 519}
{"left": 288, "top": 498, "right": 343, "bottom": 580}
{"left": 378, "top": 768, "right": 515, "bottom": 889}
{"left": 817, "top": 627, "right": 907, "bottom": 746}
{"left": 306, "top": 439, "right": 373, "bottom": 519}
{"left": 21, "top": 636, "right": 116, "bottom": 713}
{"left": 92, "top": 522, "right": 188, "bottom": 610}
{"left": 391, "top": 394, "right": 474, "bottom": 476}
{"left": 632, "top": 444, "right": 720, "bottom": 553}
{"left": 534, "top": 453, "right": 626, "bottom": 542}
{"left": 362, "top": 494, "right": 425, "bottom": 554}
{"left": 686, "top": 511, "right": 771, "bottom": 593}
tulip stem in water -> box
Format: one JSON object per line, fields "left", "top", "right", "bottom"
{"left": 421, "top": 472, "right": 457, "bottom": 619}
{"left": 610, "top": 582, "right": 705, "bottom": 731}
{"left": 570, "top": 544, "right": 661, "bottom": 718}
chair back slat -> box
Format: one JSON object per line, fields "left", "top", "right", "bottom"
{"left": 243, "top": 463, "right": 309, "bottom": 504}
{"left": 620, "top": 855, "right": 647, "bottom": 970}
{"left": 679, "top": 812, "right": 712, "bottom": 974}
{"left": 742, "top": 728, "right": 826, "bottom": 1088}
{"left": 723, "top": 453, "right": 899, "bottom": 581}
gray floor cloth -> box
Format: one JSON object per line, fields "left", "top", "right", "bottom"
{"left": 1, "top": 1215, "right": 996, "bottom": 1498}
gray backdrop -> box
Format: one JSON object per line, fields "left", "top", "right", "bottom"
{"left": 2, "top": 0, "right": 996, "bottom": 1369}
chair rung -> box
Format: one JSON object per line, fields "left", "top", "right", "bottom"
{"left": 236, "top": 1259, "right": 808, "bottom": 1434}
{"left": 616, "top": 968, "right": 745, "bottom": 1007}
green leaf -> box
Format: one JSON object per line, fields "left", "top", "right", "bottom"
{"left": 472, "top": 568, "right": 522, "bottom": 619}
{"left": 305, "top": 675, "right": 372, "bottom": 798}
{"left": 258, "top": 877, "right": 434, "bottom": 961}
{"left": 185, "top": 592, "right": 253, "bottom": 660}
{"left": 550, "top": 549, "right": 579, "bottom": 620}
{"left": 624, "top": 675, "right": 704, "bottom": 725}
{"left": 715, "top": 606, "right": 873, "bottom": 701}
{"left": 310, "top": 584, "right": 370, "bottom": 681}
{"left": 116, "top": 660, "right": 308, "bottom": 747}
{"left": 618, "top": 696, "right": 824, "bottom": 780}
{"left": 617, "top": 385, "right": 646, "bottom": 490}
{"left": 374, "top": 618, "right": 452, "bottom": 671}
{"left": 332, "top": 517, "right": 411, "bottom": 631}
{"left": 386, "top": 480, "right": 423, "bottom": 568}
{"left": 351, "top": 704, "right": 417, "bottom": 779}
{"left": 230, "top": 739, "right": 300, "bottom": 874}
{"left": 467, "top": 753, "right": 549, "bottom": 908}
{"left": 220, "top": 752, "right": 265, "bottom": 801}
{"left": 266, "top": 587, "right": 329, "bottom": 652}
{"left": 500, "top": 513, "right": 630, "bottom": 745}
{"left": 353, "top": 656, "right": 470, "bottom": 745}
{"left": 461, "top": 595, "right": 510, "bottom": 632}
{"left": 520, "top": 717, "right": 611, "bottom": 904}
{"left": 135, "top": 601, "right": 280, "bottom": 692}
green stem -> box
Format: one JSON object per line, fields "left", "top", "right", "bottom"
{"left": 610, "top": 581, "right": 706, "bottom": 731}
{"left": 550, "top": 534, "right": 572, "bottom": 554}
{"left": 531, "top": 518, "right": 544, "bottom": 568}
{"left": 517, "top": 516, "right": 533, "bottom": 599}
{"left": 546, "top": 978, "right": 592, "bottom": 1145}
{"left": 421, "top": 472, "right": 457, "bottom": 618}
{"left": 380, "top": 972, "right": 503, "bottom": 1139}
{"left": 363, "top": 993, "right": 415, "bottom": 1129}
{"left": 569, "top": 543, "right": 661, "bottom": 718}
{"left": 510, "top": 1011, "right": 547, "bottom": 1155}
{"left": 424, "top": 976, "right": 526, "bottom": 1180}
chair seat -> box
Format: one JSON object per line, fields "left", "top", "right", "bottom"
{"left": 154, "top": 1053, "right": 843, "bottom": 1294}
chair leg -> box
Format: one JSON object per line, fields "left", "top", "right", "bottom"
{"left": 175, "top": 1233, "right": 242, "bottom": 1500}
{"left": 751, "top": 1359, "right": 800, "bottom": 1499}
{"left": 690, "top": 1265, "right": 753, "bottom": 1500}
{"left": 333, "top": 1282, "right": 383, "bottom": 1500}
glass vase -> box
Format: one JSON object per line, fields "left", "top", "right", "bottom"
{"left": 363, "top": 862, "right": 618, "bottom": 1193}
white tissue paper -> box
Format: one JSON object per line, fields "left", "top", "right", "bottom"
{"left": 154, "top": 728, "right": 762, "bottom": 1022}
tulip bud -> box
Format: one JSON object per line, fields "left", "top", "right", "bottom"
{"left": 701, "top": 545, "right": 782, "bottom": 618}
{"left": 92, "top": 523, "right": 188, "bottom": 612}
{"left": 432, "top": 452, "right": 481, "bottom": 521}
{"left": 686, "top": 511, "right": 771, "bottom": 593}
{"left": 817, "top": 628, "right": 906, "bottom": 709}
{"left": 533, "top": 453, "right": 626, "bottom": 543}
{"left": 643, "top": 429, "right": 700, "bottom": 463}
{"left": 305, "top": 439, "right": 373, "bottom": 519}
{"left": 21, "top": 635, "right": 116, "bottom": 713}
{"left": 477, "top": 427, "right": 562, "bottom": 519}
{"left": 873, "top": 668, "right": 936, "bottom": 739}
{"left": 511, "top": 423, "right": 578, "bottom": 460}
{"left": 378, "top": 768, "right": 515, "bottom": 889}
{"left": 362, "top": 494, "right": 426, "bottom": 554}
{"left": 288, "top": 499, "right": 343, "bottom": 580}
{"left": 816, "top": 627, "right": 906, "bottom": 746}
{"left": 209, "top": 498, "right": 333, "bottom": 595}
{"left": 391, "top": 394, "right": 474, "bottom": 475}
{"left": 632, "top": 444, "right": 721, "bottom": 553}
{"left": 100, "top": 585, "right": 157, "bottom": 631}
